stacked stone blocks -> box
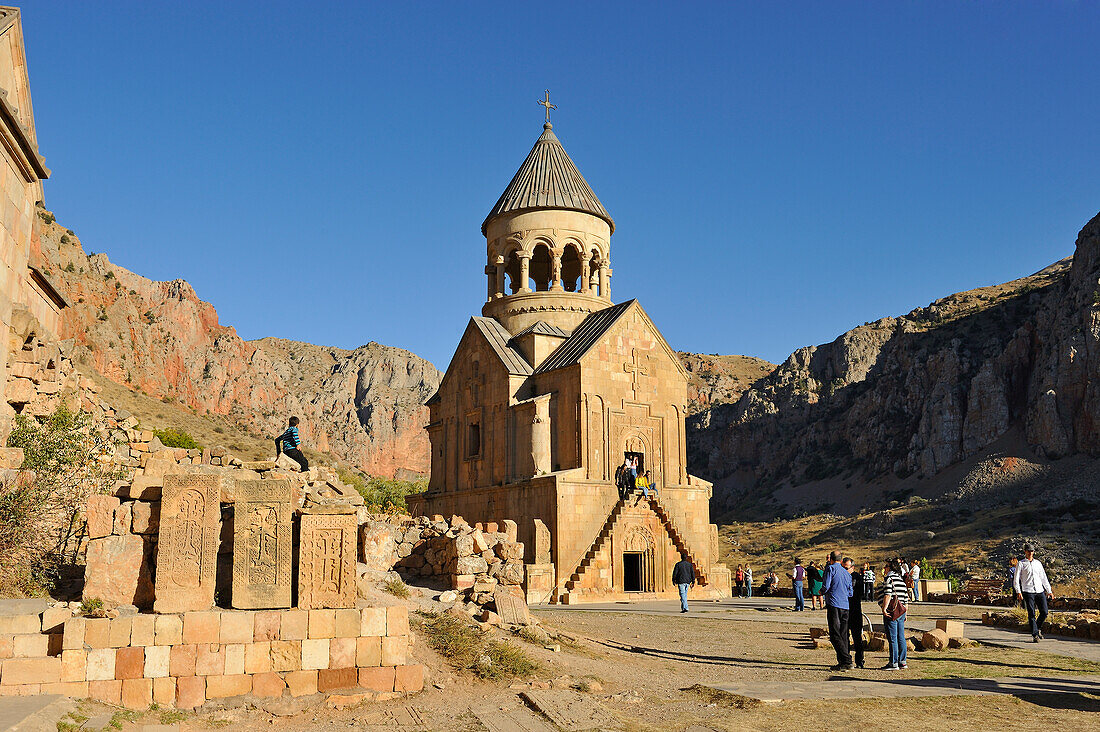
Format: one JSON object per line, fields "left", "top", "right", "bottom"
{"left": 0, "top": 605, "right": 421, "bottom": 707}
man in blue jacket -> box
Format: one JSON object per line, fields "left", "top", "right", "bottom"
{"left": 822, "top": 550, "right": 854, "bottom": 670}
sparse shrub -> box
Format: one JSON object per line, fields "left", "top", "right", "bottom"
{"left": 414, "top": 611, "right": 539, "bottom": 680}
{"left": 161, "top": 395, "right": 173, "bottom": 404}
{"left": 213, "top": 426, "right": 225, "bottom": 434}
{"left": 342, "top": 468, "right": 424, "bottom": 513}
{"left": 3, "top": 406, "right": 121, "bottom": 594}
{"left": 104, "top": 271, "right": 114, "bottom": 279}
{"left": 37, "top": 210, "right": 54, "bottom": 224}
{"left": 152, "top": 427, "right": 201, "bottom": 450}
{"left": 482, "top": 639, "right": 538, "bottom": 679}
{"left": 382, "top": 577, "right": 410, "bottom": 599}
{"left": 60, "top": 234, "right": 70, "bottom": 244}
{"left": 96, "top": 306, "right": 108, "bottom": 321}
{"left": 79, "top": 597, "right": 104, "bottom": 616}
{"left": 64, "top": 262, "right": 75, "bottom": 272}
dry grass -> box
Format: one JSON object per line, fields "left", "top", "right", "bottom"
{"left": 382, "top": 577, "right": 411, "bottom": 599}
{"left": 414, "top": 611, "right": 539, "bottom": 680}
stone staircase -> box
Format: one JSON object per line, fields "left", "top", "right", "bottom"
{"left": 561, "top": 489, "right": 706, "bottom": 600}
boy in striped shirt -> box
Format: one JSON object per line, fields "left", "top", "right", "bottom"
{"left": 276, "top": 416, "right": 308, "bottom": 471}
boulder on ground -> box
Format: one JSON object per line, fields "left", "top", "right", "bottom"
{"left": 948, "top": 637, "right": 978, "bottom": 649}
{"left": 921, "top": 629, "right": 949, "bottom": 651}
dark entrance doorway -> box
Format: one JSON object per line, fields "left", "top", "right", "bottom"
{"left": 623, "top": 552, "right": 643, "bottom": 592}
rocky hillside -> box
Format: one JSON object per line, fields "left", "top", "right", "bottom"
{"left": 35, "top": 208, "right": 441, "bottom": 478}
{"left": 690, "top": 210, "right": 1100, "bottom": 518}
{"left": 678, "top": 352, "right": 775, "bottom": 416}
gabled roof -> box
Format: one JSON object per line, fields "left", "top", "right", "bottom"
{"left": 470, "top": 317, "right": 532, "bottom": 375}
{"left": 428, "top": 317, "right": 532, "bottom": 406}
{"left": 533, "top": 300, "right": 635, "bottom": 374}
{"left": 510, "top": 321, "right": 569, "bottom": 340}
{"left": 533, "top": 299, "right": 690, "bottom": 380}
{"left": 482, "top": 123, "right": 614, "bottom": 234}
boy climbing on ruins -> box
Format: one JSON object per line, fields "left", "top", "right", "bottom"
{"left": 275, "top": 416, "right": 309, "bottom": 471}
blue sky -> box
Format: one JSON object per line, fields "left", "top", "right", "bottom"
{"left": 21, "top": 1, "right": 1100, "bottom": 369}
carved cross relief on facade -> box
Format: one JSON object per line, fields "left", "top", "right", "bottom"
{"left": 623, "top": 347, "right": 651, "bottom": 399}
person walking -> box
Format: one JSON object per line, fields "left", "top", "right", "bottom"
{"left": 910, "top": 560, "right": 922, "bottom": 602}
{"left": 735, "top": 565, "right": 744, "bottom": 597}
{"left": 744, "top": 565, "right": 753, "bottom": 598}
{"left": 275, "top": 416, "right": 308, "bottom": 471}
{"left": 808, "top": 561, "right": 824, "bottom": 610}
{"left": 844, "top": 558, "right": 866, "bottom": 668}
{"left": 791, "top": 560, "right": 806, "bottom": 611}
{"left": 877, "top": 559, "right": 909, "bottom": 670}
{"left": 1013, "top": 543, "right": 1053, "bottom": 642}
{"left": 822, "top": 551, "right": 854, "bottom": 670}
{"left": 673, "top": 553, "right": 695, "bottom": 613}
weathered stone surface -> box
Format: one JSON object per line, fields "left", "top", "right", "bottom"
{"left": 922, "top": 629, "right": 949, "bottom": 651}
{"left": 231, "top": 480, "right": 293, "bottom": 609}
{"left": 359, "top": 521, "right": 400, "bottom": 571}
{"left": 83, "top": 534, "right": 154, "bottom": 609}
{"left": 532, "top": 519, "right": 551, "bottom": 565}
{"left": 493, "top": 586, "right": 531, "bottom": 625}
{"left": 154, "top": 475, "right": 222, "bottom": 613}
{"left": 86, "top": 495, "right": 119, "bottom": 540}
{"left": 298, "top": 512, "right": 357, "bottom": 609}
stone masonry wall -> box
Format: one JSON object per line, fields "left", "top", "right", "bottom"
{"left": 0, "top": 604, "right": 422, "bottom": 709}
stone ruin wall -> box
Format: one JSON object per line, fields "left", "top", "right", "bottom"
{"left": 361, "top": 513, "right": 557, "bottom": 615}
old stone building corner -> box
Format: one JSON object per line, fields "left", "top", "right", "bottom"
{"left": 0, "top": 6, "right": 73, "bottom": 442}
{"left": 409, "top": 118, "right": 732, "bottom": 604}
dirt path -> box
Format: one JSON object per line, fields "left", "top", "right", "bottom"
{"left": 89, "top": 603, "right": 1100, "bottom": 731}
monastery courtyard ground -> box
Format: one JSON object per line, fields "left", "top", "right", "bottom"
{"left": 23, "top": 597, "right": 1099, "bottom": 731}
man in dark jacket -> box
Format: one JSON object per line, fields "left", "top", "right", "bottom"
{"left": 844, "top": 557, "right": 865, "bottom": 668}
{"left": 672, "top": 553, "right": 695, "bottom": 613}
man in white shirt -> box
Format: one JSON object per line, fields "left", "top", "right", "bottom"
{"left": 1013, "top": 544, "right": 1053, "bottom": 642}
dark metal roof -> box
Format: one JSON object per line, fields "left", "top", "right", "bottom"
{"left": 533, "top": 300, "right": 636, "bottom": 374}
{"left": 510, "top": 321, "right": 570, "bottom": 340}
{"left": 482, "top": 123, "right": 613, "bottom": 234}
{"left": 471, "top": 317, "right": 533, "bottom": 375}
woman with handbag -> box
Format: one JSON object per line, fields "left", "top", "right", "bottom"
{"left": 877, "top": 559, "right": 909, "bottom": 670}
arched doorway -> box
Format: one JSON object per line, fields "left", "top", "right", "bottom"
{"left": 621, "top": 526, "right": 655, "bottom": 593}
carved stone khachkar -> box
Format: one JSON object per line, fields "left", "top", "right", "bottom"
{"left": 297, "top": 509, "right": 357, "bottom": 609}
{"left": 154, "top": 474, "right": 222, "bottom": 613}
{"left": 232, "top": 480, "right": 293, "bottom": 609}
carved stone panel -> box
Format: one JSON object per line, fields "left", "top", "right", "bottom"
{"left": 298, "top": 510, "right": 357, "bottom": 609}
{"left": 154, "top": 474, "right": 222, "bottom": 613}
{"left": 232, "top": 480, "right": 293, "bottom": 609}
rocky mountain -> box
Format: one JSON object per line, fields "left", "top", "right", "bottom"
{"left": 690, "top": 210, "right": 1100, "bottom": 518}
{"left": 35, "top": 209, "right": 441, "bottom": 478}
{"left": 678, "top": 352, "right": 775, "bottom": 415}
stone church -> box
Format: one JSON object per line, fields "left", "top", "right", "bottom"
{"left": 409, "top": 116, "right": 731, "bottom": 604}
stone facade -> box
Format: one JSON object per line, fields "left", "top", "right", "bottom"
{"left": 411, "top": 121, "right": 730, "bottom": 603}
{"left": 0, "top": 8, "right": 65, "bottom": 443}
{"left": 0, "top": 604, "right": 423, "bottom": 709}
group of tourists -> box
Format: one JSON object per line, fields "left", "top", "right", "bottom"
{"left": 788, "top": 552, "right": 913, "bottom": 670}
{"left": 790, "top": 556, "right": 923, "bottom": 612}
{"left": 615, "top": 456, "right": 657, "bottom": 499}
{"left": 734, "top": 564, "right": 753, "bottom": 597}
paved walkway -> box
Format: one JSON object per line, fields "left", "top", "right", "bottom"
{"left": 533, "top": 597, "right": 1100, "bottom": 663}
{"left": 707, "top": 675, "right": 1100, "bottom": 703}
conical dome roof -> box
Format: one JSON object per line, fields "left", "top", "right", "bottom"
{"left": 482, "top": 123, "right": 614, "bottom": 234}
